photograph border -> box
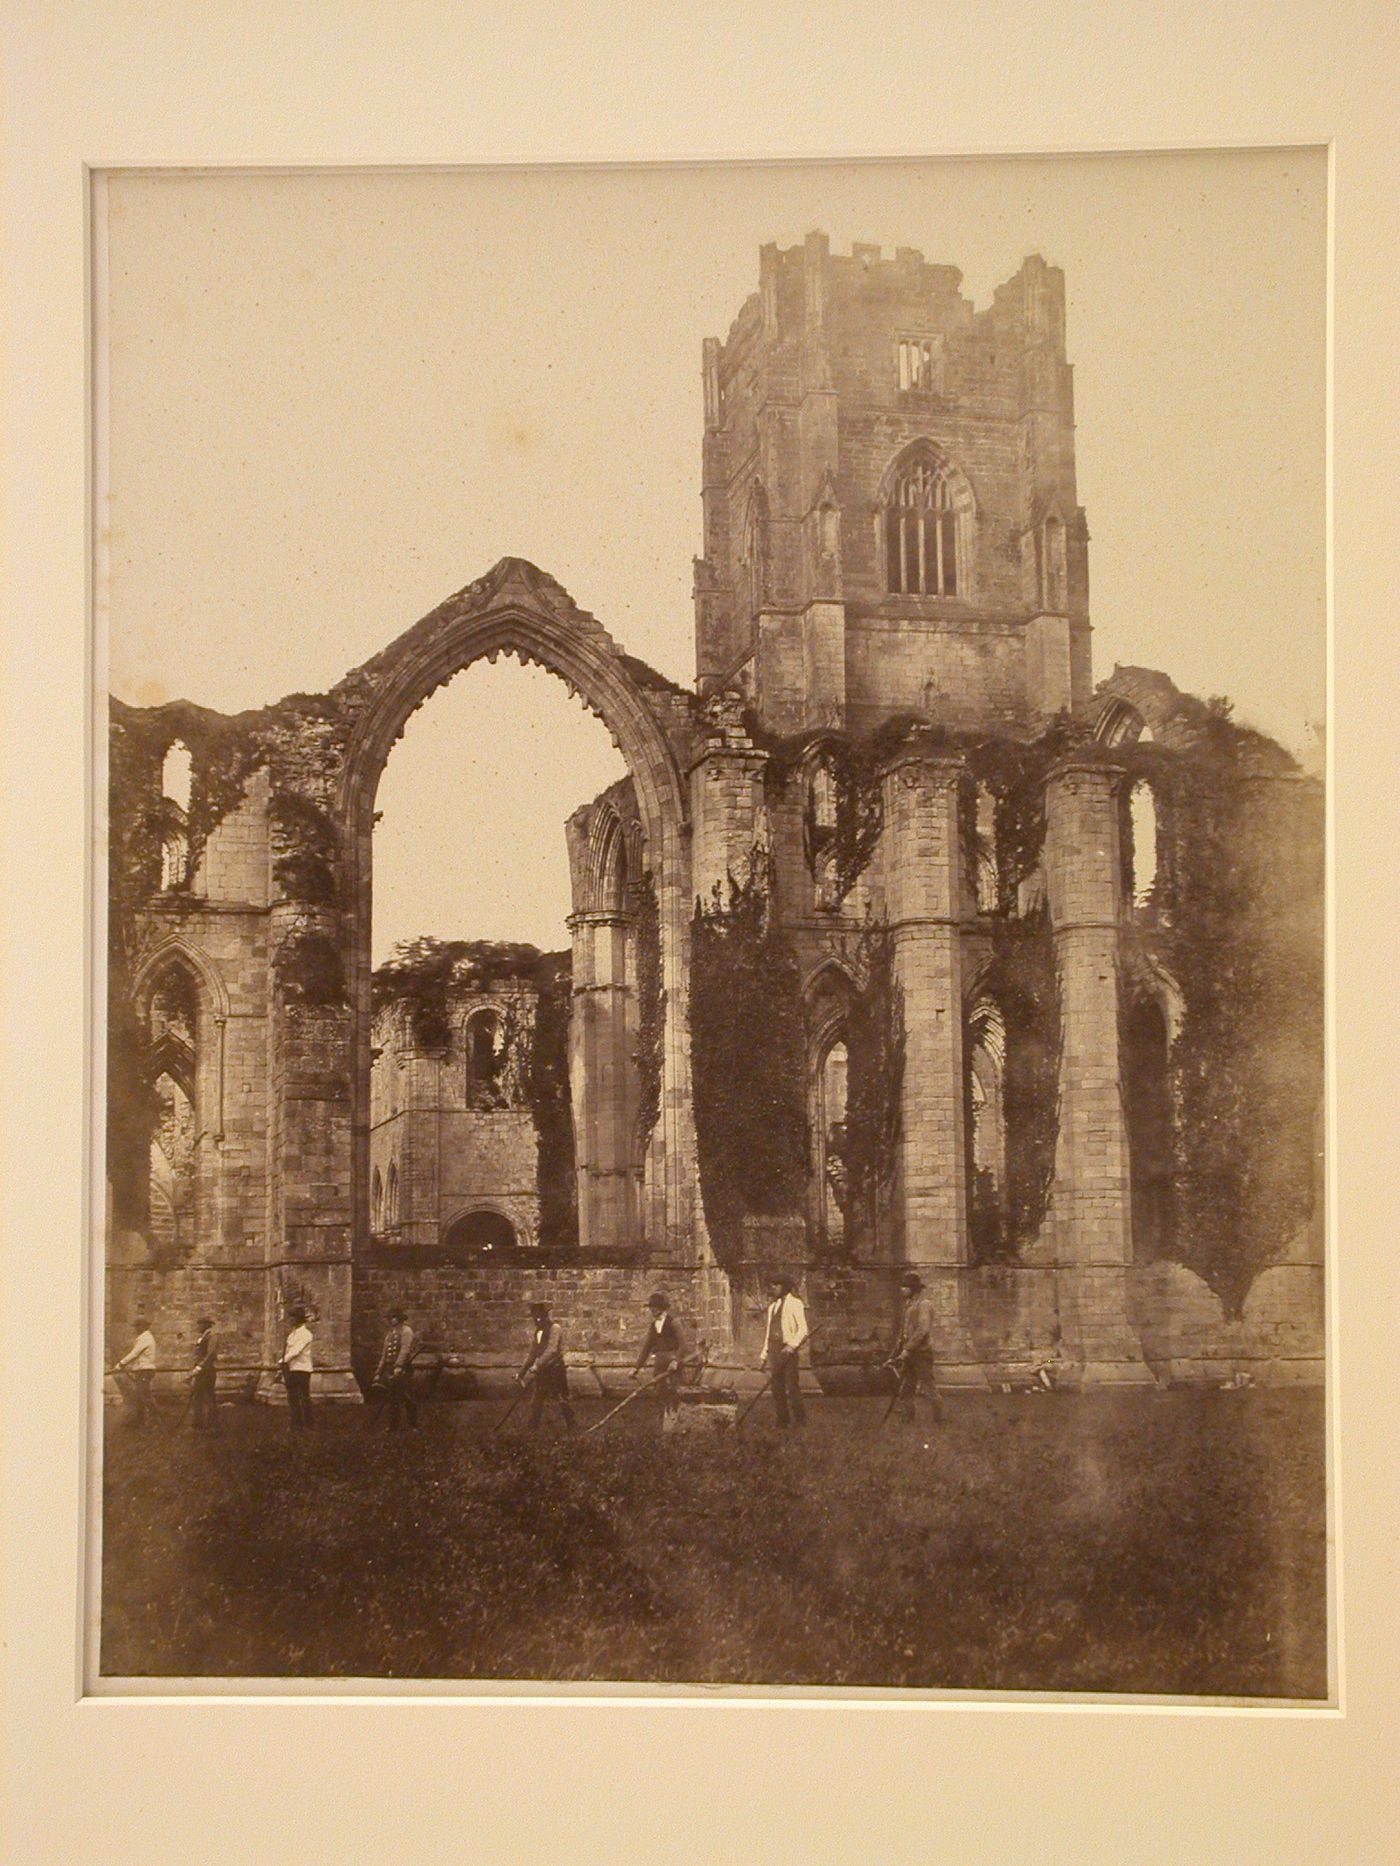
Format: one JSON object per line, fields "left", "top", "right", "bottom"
{"left": 83, "top": 150, "right": 1338, "bottom": 1714}
{"left": 5, "top": 4, "right": 1396, "bottom": 1861}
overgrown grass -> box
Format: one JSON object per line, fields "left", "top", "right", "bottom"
{"left": 101, "top": 1389, "right": 1326, "bottom": 1698}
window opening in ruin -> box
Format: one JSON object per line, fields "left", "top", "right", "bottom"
{"left": 897, "top": 336, "right": 937, "bottom": 391}
{"left": 147, "top": 1070, "right": 195, "bottom": 1255}
{"left": 818, "top": 1036, "right": 849, "bottom": 1246}
{"left": 371, "top": 1166, "right": 383, "bottom": 1232}
{"left": 159, "top": 741, "right": 193, "bottom": 889}
{"left": 160, "top": 830, "right": 189, "bottom": 891}
{"left": 385, "top": 1161, "right": 399, "bottom": 1228}
{"left": 885, "top": 454, "right": 958, "bottom": 596}
{"left": 162, "top": 741, "right": 193, "bottom": 814}
{"left": 964, "top": 1004, "right": 1007, "bottom": 1261}
{"left": 973, "top": 783, "right": 999, "bottom": 913}
{"left": 1129, "top": 780, "right": 1158, "bottom": 910}
{"left": 1124, "top": 994, "right": 1174, "bottom": 1260}
{"left": 369, "top": 652, "right": 643, "bottom": 1257}
{"left": 464, "top": 1006, "right": 507, "bottom": 1109}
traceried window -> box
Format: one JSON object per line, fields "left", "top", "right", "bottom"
{"left": 897, "top": 336, "right": 939, "bottom": 392}
{"left": 884, "top": 454, "right": 959, "bottom": 597}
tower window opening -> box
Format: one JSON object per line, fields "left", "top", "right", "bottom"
{"left": 884, "top": 455, "right": 959, "bottom": 596}
{"left": 897, "top": 337, "right": 937, "bottom": 392}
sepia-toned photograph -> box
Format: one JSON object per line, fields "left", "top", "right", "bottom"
{"left": 94, "top": 152, "right": 1327, "bottom": 1699}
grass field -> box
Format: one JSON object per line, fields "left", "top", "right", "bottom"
{"left": 100, "top": 1387, "right": 1327, "bottom": 1698}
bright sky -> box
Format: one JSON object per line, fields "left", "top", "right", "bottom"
{"left": 101, "top": 153, "right": 1326, "bottom": 954}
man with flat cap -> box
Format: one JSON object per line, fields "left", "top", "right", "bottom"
{"left": 187, "top": 1314, "right": 219, "bottom": 1431}
{"left": 517, "top": 1298, "right": 575, "bottom": 1434}
{"left": 890, "top": 1270, "right": 942, "bottom": 1425}
{"left": 372, "top": 1306, "right": 419, "bottom": 1432}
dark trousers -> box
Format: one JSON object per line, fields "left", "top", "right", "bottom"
{"left": 384, "top": 1370, "right": 418, "bottom": 1432}
{"left": 117, "top": 1368, "right": 154, "bottom": 1427}
{"left": 284, "top": 1370, "right": 314, "bottom": 1429}
{"left": 190, "top": 1371, "right": 219, "bottom": 1430}
{"left": 529, "top": 1362, "right": 575, "bottom": 1432}
{"left": 894, "top": 1349, "right": 940, "bottom": 1422}
{"left": 768, "top": 1349, "right": 804, "bottom": 1427}
{"left": 646, "top": 1351, "right": 681, "bottom": 1416}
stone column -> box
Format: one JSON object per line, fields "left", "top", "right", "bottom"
{"left": 568, "top": 909, "right": 638, "bottom": 1254}
{"left": 689, "top": 694, "right": 769, "bottom": 905}
{"left": 265, "top": 896, "right": 358, "bottom": 1399}
{"left": 1043, "top": 760, "right": 1150, "bottom": 1382}
{"left": 880, "top": 752, "right": 979, "bottom": 1381}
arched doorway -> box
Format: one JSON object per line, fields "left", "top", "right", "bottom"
{"left": 337, "top": 559, "right": 697, "bottom": 1263}
{"left": 443, "top": 1208, "right": 518, "bottom": 1256}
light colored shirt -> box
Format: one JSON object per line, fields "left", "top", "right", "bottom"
{"left": 118, "top": 1329, "right": 155, "bottom": 1371}
{"left": 283, "top": 1324, "right": 313, "bottom": 1372}
{"left": 762, "top": 1293, "right": 808, "bottom": 1359}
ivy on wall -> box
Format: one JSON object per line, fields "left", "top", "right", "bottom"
{"left": 632, "top": 870, "right": 666, "bottom": 1156}
{"left": 837, "top": 919, "right": 905, "bottom": 1257}
{"left": 689, "top": 861, "right": 808, "bottom": 1266}
{"left": 975, "top": 905, "right": 1062, "bottom": 1256}
{"left": 1122, "top": 705, "right": 1323, "bottom": 1315}
{"left": 527, "top": 952, "right": 579, "bottom": 1251}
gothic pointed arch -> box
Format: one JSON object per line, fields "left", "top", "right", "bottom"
{"left": 876, "top": 440, "right": 976, "bottom": 599}
{"left": 335, "top": 557, "right": 695, "bottom": 1259}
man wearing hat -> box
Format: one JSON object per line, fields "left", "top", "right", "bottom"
{"left": 113, "top": 1314, "right": 157, "bottom": 1429}
{"left": 278, "top": 1304, "right": 315, "bottom": 1431}
{"left": 372, "top": 1306, "right": 419, "bottom": 1432}
{"left": 517, "top": 1298, "right": 575, "bottom": 1433}
{"left": 890, "top": 1271, "right": 941, "bottom": 1424}
{"left": 187, "top": 1314, "right": 219, "bottom": 1432}
{"left": 631, "top": 1290, "right": 697, "bottom": 1420}
{"left": 759, "top": 1273, "right": 809, "bottom": 1429}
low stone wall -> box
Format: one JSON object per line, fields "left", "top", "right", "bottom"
{"left": 350, "top": 1248, "right": 732, "bottom": 1386}
{"left": 1127, "top": 1259, "right": 1324, "bottom": 1385}
{"left": 105, "top": 1262, "right": 268, "bottom": 1380}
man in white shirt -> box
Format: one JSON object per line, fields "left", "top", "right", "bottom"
{"left": 279, "top": 1305, "right": 315, "bottom": 1430}
{"left": 114, "top": 1316, "right": 157, "bottom": 1429}
{"left": 759, "top": 1275, "right": 809, "bottom": 1429}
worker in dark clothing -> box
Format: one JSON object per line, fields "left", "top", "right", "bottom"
{"left": 518, "top": 1300, "right": 576, "bottom": 1434}
{"left": 372, "top": 1306, "right": 419, "bottom": 1431}
{"left": 631, "top": 1291, "right": 698, "bottom": 1420}
{"left": 188, "top": 1315, "right": 219, "bottom": 1431}
{"left": 890, "top": 1270, "right": 942, "bottom": 1424}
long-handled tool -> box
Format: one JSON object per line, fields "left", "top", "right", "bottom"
{"left": 490, "top": 1381, "right": 530, "bottom": 1435}
{"left": 876, "top": 1354, "right": 941, "bottom": 1429}
{"left": 581, "top": 1366, "right": 675, "bottom": 1436}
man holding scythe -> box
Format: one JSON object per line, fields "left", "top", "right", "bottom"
{"left": 759, "top": 1273, "right": 809, "bottom": 1429}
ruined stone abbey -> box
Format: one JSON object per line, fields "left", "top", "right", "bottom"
{"left": 106, "top": 234, "right": 1324, "bottom": 1393}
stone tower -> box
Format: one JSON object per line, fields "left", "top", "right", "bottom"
{"left": 694, "top": 233, "right": 1091, "bottom": 737}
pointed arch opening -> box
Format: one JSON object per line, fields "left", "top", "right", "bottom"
{"left": 339, "top": 563, "right": 693, "bottom": 1263}
{"left": 877, "top": 443, "right": 975, "bottom": 599}
{"left": 964, "top": 997, "right": 1008, "bottom": 1262}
